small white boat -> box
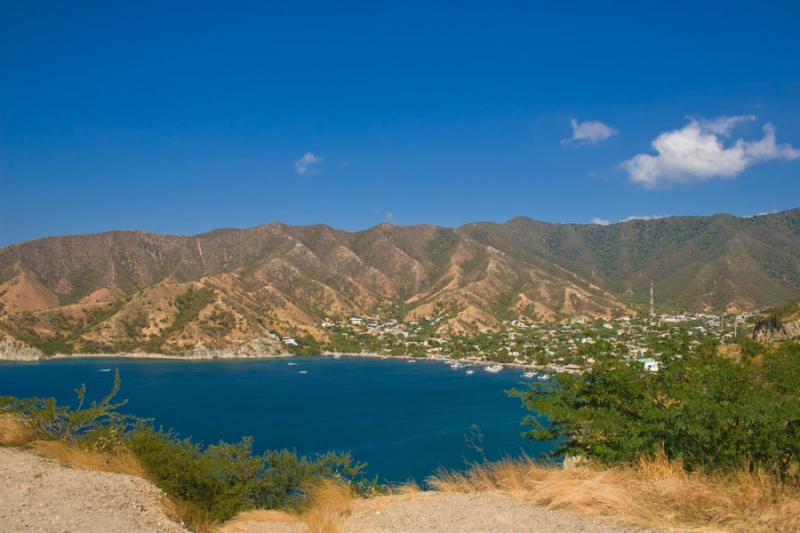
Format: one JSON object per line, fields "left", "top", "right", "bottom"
{"left": 538, "top": 374, "right": 551, "bottom": 381}
{"left": 522, "top": 371, "right": 537, "bottom": 378}
{"left": 449, "top": 362, "right": 463, "bottom": 369}
{"left": 333, "top": 353, "right": 342, "bottom": 359}
{"left": 98, "top": 368, "right": 112, "bottom": 373}
{"left": 298, "top": 370, "right": 308, "bottom": 374}
{"left": 485, "top": 364, "right": 503, "bottom": 373}
{"left": 288, "top": 362, "right": 298, "bottom": 366}
{"left": 407, "top": 359, "right": 416, "bottom": 363}
{"left": 465, "top": 369, "right": 475, "bottom": 375}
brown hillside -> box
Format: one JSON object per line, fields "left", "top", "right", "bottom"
{"left": 1, "top": 209, "right": 799, "bottom": 355}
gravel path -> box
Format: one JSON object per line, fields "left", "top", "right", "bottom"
{"left": 0, "top": 447, "right": 187, "bottom": 533}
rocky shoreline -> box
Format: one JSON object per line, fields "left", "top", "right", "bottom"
{"left": 0, "top": 336, "right": 46, "bottom": 362}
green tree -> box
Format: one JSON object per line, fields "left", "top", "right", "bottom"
{"left": 514, "top": 339, "right": 800, "bottom": 481}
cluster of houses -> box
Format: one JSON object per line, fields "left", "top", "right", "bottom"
{"left": 309, "top": 310, "right": 758, "bottom": 373}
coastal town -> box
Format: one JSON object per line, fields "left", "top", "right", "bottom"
{"left": 277, "top": 309, "right": 759, "bottom": 375}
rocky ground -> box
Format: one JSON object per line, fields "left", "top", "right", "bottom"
{"left": 0, "top": 447, "right": 187, "bottom": 533}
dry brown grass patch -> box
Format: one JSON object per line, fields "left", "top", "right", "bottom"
{"left": 216, "top": 509, "right": 303, "bottom": 533}
{"left": 428, "top": 454, "right": 800, "bottom": 532}
{"left": 392, "top": 480, "right": 422, "bottom": 495}
{"left": 0, "top": 413, "right": 35, "bottom": 446}
{"left": 30, "top": 440, "right": 150, "bottom": 480}
{"left": 301, "top": 479, "right": 356, "bottom": 533}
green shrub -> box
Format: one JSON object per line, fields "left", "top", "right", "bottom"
{"left": 128, "top": 427, "right": 372, "bottom": 522}
{"left": 515, "top": 339, "right": 800, "bottom": 482}
{"left": 0, "top": 369, "right": 135, "bottom": 443}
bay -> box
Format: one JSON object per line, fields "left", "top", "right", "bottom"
{"left": 0, "top": 356, "right": 553, "bottom": 482}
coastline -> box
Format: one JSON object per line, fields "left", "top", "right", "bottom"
{"left": 45, "top": 352, "right": 295, "bottom": 362}
{"left": 2, "top": 350, "right": 581, "bottom": 374}
{"left": 6, "top": 352, "right": 576, "bottom": 373}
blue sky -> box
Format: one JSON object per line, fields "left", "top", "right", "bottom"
{"left": 1, "top": 1, "right": 799, "bottom": 246}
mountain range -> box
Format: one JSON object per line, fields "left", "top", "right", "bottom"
{"left": 1, "top": 208, "right": 799, "bottom": 356}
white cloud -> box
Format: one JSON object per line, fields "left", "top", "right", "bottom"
{"left": 619, "top": 215, "right": 669, "bottom": 222}
{"left": 589, "top": 215, "right": 669, "bottom": 225}
{"left": 623, "top": 116, "right": 800, "bottom": 188}
{"left": 562, "top": 118, "right": 618, "bottom": 146}
{"left": 697, "top": 115, "right": 756, "bottom": 136}
{"left": 294, "top": 152, "right": 324, "bottom": 175}
{"left": 743, "top": 209, "right": 777, "bottom": 218}
{"left": 374, "top": 208, "right": 397, "bottom": 224}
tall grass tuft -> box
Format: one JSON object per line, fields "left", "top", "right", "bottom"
{"left": 301, "top": 479, "right": 356, "bottom": 533}
{"left": 0, "top": 413, "right": 35, "bottom": 446}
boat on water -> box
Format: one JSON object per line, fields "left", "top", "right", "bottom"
{"left": 538, "top": 374, "right": 551, "bottom": 381}
{"left": 485, "top": 364, "right": 503, "bottom": 373}
{"left": 298, "top": 370, "right": 308, "bottom": 374}
{"left": 331, "top": 341, "right": 343, "bottom": 359}
{"left": 522, "top": 371, "right": 537, "bottom": 378}
{"left": 406, "top": 359, "right": 417, "bottom": 363}
{"left": 288, "top": 362, "right": 299, "bottom": 366}
{"left": 449, "top": 362, "right": 464, "bottom": 369}
{"left": 465, "top": 369, "right": 475, "bottom": 375}
{"left": 98, "top": 368, "right": 112, "bottom": 373}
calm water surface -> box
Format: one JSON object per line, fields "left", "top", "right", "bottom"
{"left": 0, "top": 356, "right": 552, "bottom": 482}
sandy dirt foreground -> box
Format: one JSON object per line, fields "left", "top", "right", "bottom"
{"left": 341, "top": 492, "right": 656, "bottom": 533}
{"left": 0, "top": 447, "right": 187, "bottom": 533}
{"left": 223, "top": 492, "right": 658, "bottom": 533}
{"left": 1, "top": 446, "right": 655, "bottom": 533}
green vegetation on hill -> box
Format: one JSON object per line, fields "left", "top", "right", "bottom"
{"left": 763, "top": 299, "right": 800, "bottom": 327}
{"left": 139, "top": 285, "right": 218, "bottom": 353}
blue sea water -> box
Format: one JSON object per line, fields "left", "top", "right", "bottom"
{"left": 0, "top": 356, "right": 552, "bottom": 482}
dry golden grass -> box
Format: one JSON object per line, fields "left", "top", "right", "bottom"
{"left": 0, "top": 414, "right": 148, "bottom": 480}
{"left": 30, "top": 440, "right": 151, "bottom": 480}
{"left": 0, "top": 413, "right": 35, "bottom": 446}
{"left": 301, "top": 479, "right": 356, "bottom": 533}
{"left": 160, "top": 496, "right": 223, "bottom": 533}
{"left": 428, "top": 454, "right": 800, "bottom": 532}
{"left": 217, "top": 480, "right": 357, "bottom": 533}
{"left": 392, "top": 480, "right": 422, "bottom": 495}
{"left": 216, "top": 509, "right": 302, "bottom": 532}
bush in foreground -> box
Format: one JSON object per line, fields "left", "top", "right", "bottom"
{"left": 515, "top": 339, "right": 800, "bottom": 482}
{"left": 127, "top": 427, "right": 371, "bottom": 522}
